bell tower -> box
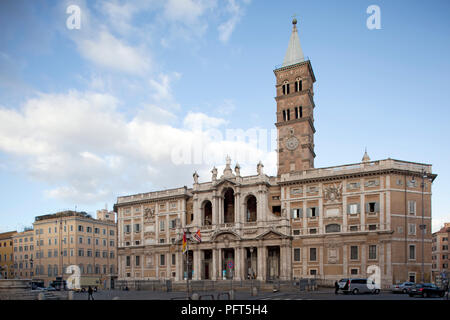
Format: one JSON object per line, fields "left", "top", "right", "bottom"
{"left": 274, "top": 18, "right": 316, "bottom": 176}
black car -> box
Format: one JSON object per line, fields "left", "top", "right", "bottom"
{"left": 408, "top": 283, "right": 445, "bottom": 298}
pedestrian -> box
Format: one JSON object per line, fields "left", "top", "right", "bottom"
{"left": 88, "top": 286, "right": 94, "bottom": 300}
{"left": 334, "top": 280, "right": 339, "bottom": 294}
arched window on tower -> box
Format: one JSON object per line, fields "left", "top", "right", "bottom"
{"left": 299, "top": 106, "right": 303, "bottom": 118}
{"left": 295, "top": 78, "right": 301, "bottom": 92}
{"left": 282, "top": 81, "right": 290, "bottom": 95}
{"left": 282, "top": 110, "right": 286, "bottom": 121}
{"left": 287, "top": 109, "right": 291, "bottom": 121}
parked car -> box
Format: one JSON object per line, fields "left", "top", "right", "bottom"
{"left": 338, "top": 278, "right": 380, "bottom": 295}
{"left": 44, "top": 286, "right": 57, "bottom": 291}
{"left": 391, "top": 281, "right": 415, "bottom": 294}
{"left": 408, "top": 283, "right": 445, "bottom": 298}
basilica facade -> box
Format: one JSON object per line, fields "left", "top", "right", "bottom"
{"left": 114, "top": 20, "right": 436, "bottom": 287}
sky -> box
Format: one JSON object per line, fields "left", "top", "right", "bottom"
{"left": 0, "top": 0, "right": 449, "bottom": 233}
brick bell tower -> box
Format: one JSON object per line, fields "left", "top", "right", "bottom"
{"left": 274, "top": 18, "right": 316, "bottom": 176}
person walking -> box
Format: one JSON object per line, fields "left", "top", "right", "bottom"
{"left": 334, "top": 280, "right": 339, "bottom": 294}
{"left": 87, "top": 286, "right": 94, "bottom": 300}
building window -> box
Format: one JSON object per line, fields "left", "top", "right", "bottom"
{"left": 172, "top": 254, "right": 176, "bottom": 265}
{"left": 159, "top": 239, "right": 165, "bottom": 244}
{"left": 160, "top": 220, "right": 165, "bottom": 231}
{"left": 78, "top": 225, "right": 84, "bottom": 232}
{"left": 409, "top": 245, "right": 416, "bottom": 260}
{"left": 125, "top": 225, "right": 131, "bottom": 233}
{"left": 134, "top": 224, "right": 141, "bottom": 233}
{"left": 309, "top": 248, "right": 317, "bottom": 261}
{"left": 160, "top": 254, "right": 165, "bottom": 266}
{"left": 78, "top": 249, "right": 84, "bottom": 257}
{"left": 291, "top": 208, "right": 302, "bottom": 219}
{"left": 294, "top": 248, "right": 301, "bottom": 262}
{"left": 325, "top": 224, "right": 341, "bottom": 233}
{"left": 282, "top": 110, "right": 286, "bottom": 121}
{"left": 293, "top": 229, "right": 301, "bottom": 236}
{"left": 307, "top": 207, "right": 319, "bottom": 218}
{"left": 135, "top": 256, "right": 140, "bottom": 267}
{"left": 309, "top": 228, "right": 317, "bottom": 234}
{"left": 366, "top": 202, "right": 379, "bottom": 214}
{"left": 408, "top": 223, "right": 416, "bottom": 235}
{"left": 126, "top": 256, "right": 131, "bottom": 267}
{"left": 350, "top": 246, "right": 358, "bottom": 260}
{"left": 347, "top": 203, "right": 360, "bottom": 215}
{"left": 310, "top": 269, "right": 317, "bottom": 276}
{"left": 369, "top": 245, "right": 377, "bottom": 260}
{"left": 408, "top": 201, "right": 416, "bottom": 215}
{"left": 368, "top": 224, "right": 377, "bottom": 231}
{"left": 351, "top": 268, "right": 358, "bottom": 275}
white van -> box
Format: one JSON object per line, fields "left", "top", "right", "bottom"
{"left": 338, "top": 278, "right": 380, "bottom": 295}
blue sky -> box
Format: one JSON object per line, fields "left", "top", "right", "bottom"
{"left": 0, "top": 0, "right": 449, "bottom": 233}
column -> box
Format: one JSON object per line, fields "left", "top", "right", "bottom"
{"left": 235, "top": 247, "right": 242, "bottom": 280}
{"left": 302, "top": 201, "right": 307, "bottom": 235}
{"left": 193, "top": 196, "right": 200, "bottom": 227}
{"left": 193, "top": 248, "right": 200, "bottom": 280}
{"left": 360, "top": 192, "right": 365, "bottom": 232}
{"left": 380, "top": 186, "right": 385, "bottom": 230}
{"left": 218, "top": 198, "right": 223, "bottom": 225}
{"left": 319, "top": 246, "right": 324, "bottom": 276}
{"left": 302, "top": 246, "right": 307, "bottom": 276}
{"left": 386, "top": 242, "right": 392, "bottom": 283}
{"left": 361, "top": 245, "right": 366, "bottom": 276}
{"left": 343, "top": 245, "right": 348, "bottom": 277}
{"left": 343, "top": 180, "right": 348, "bottom": 232}
{"left": 176, "top": 251, "right": 182, "bottom": 281}
{"left": 212, "top": 249, "right": 218, "bottom": 280}
{"left": 386, "top": 175, "right": 391, "bottom": 230}
{"left": 218, "top": 248, "right": 223, "bottom": 279}
{"left": 155, "top": 204, "right": 160, "bottom": 241}
{"left": 379, "top": 242, "right": 385, "bottom": 277}
{"left": 235, "top": 190, "right": 241, "bottom": 227}
{"left": 212, "top": 195, "right": 218, "bottom": 226}
{"left": 318, "top": 183, "right": 323, "bottom": 233}
{"left": 280, "top": 245, "right": 288, "bottom": 280}
{"left": 285, "top": 243, "right": 292, "bottom": 280}
{"left": 181, "top": 199, "right": 186, "bottom": 228}
{"left": 257, "top": 245, "right": 264, "bottom": 281}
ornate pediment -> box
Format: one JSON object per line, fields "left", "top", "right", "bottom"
{"left": 256, "top": 229, "right": 290, "bottom": 240}
{"left": 214, "top": 178, "right": 237, "bottom": 189}
{"left": 211, "top": 230, "right": 240, "bottom": 243}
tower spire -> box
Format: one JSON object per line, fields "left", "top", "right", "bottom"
{"left": 282, "top": 17, "right": 305, "bottom": 67}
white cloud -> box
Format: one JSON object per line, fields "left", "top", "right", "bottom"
{"left": 77, "top": 30, "right": 151, "bottom": 75}
{"left": 218, "top": 0, "right": 247, "bottom": 43}
{"left": 163, "top": 0, "right": 217, "bottom": 25}
{"left": 0, "top": 90, "right": 274, "bottom": 204}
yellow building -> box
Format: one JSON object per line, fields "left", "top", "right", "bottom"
{"left": 12, "top": 229, "right": 35, "bottom": 279}
{"left": 32, "top": 210, "right": 117, "bottom": 286}
{"left": 0, "top": 231, "right": 17, "bottom": 279}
